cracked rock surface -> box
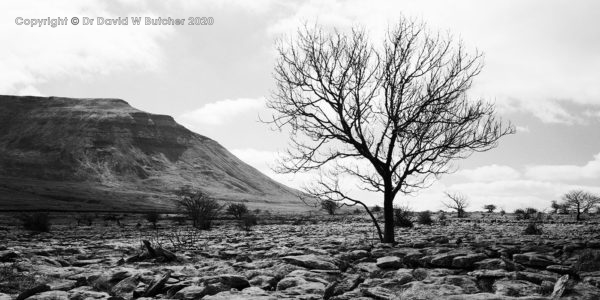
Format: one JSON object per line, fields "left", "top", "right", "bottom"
{"left": 1, "top": 213, "right": 600, "bottom": 299}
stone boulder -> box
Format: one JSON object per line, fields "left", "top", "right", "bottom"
{"left": 282, "top": 255, "right": 338, "bottom": 270}
{"left": 202, "top": 287, "right": 277, "bottom": 300}
{"left": 512, "top": 253, "right": 559, "bottom": 268}
{"left": 25, "top": 290, "right": 68, "bottom": 300}
{"left": 452, "top": 253, "right": 488, "bottom": 269}
{"left": 399, "top": 281, "right": 468, "bottom": 299}
{"left": 174, "top": 285, "right": 217, "bottom": 300}
{"left": 492, "top": 279, "right": 541, "bottom": 297}
{"left": 376, "top": 256, "right": 402, "bottom": 269}
{"left": 198, "top": 274, "right": 250, "bottom": 290}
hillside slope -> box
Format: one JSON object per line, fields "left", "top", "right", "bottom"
{"left": 0, "top": 95, "right": 307, "bottom": 212}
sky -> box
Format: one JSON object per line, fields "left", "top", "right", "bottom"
{"left": 1, "top": 0, "right": 600, "bottom": 212}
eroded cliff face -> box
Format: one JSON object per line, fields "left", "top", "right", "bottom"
{"left": 0, "top": 95, "right": 304, "bottom": 211}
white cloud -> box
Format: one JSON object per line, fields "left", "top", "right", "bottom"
{"left": 584, "top": 109, "right": 600, "bottom": 119}
{"left": 498, "top": 99, "right": 584, "bottom": 125}
{"left": 205, "top": 0, "right": 280, "bottom": 14}
{"left": 265, "top": 0, "right": 600, "bottom": 124}
{"left": 516, "top": 126, "right": 530, "bottom": 133}
{"left": 231, "top": 148, "right": 279, "bottom": 171}
{"left": 14, "top": 85, "right": 44, "bottom": 97}
{"left": 437, "top": 179, "right": 600, "bottom": 212}
{"left": 179, "top": 97, "right": 265, "bottom": 126}
{"left": 0, "top": 0, "right": 171, "bottom": 95}
{"left": 229, "top": 146, "right": 600, "bottom": 212}
{"left": 456, "top": 164, "right": 520, "bottom": 182}
{"left": 525, "top": 152, "right": 600, "bottom": 182}
{"left": 230, "top": 148, "right": 322, "bottom": 192}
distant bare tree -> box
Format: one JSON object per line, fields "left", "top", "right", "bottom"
{"left": 443, "top": 192, "right": 469, "bottom": 218}
{"left": 266, "top": 18, "right": 514, "bottom": 243}
{"left": 321, "top": 200, "right": 339, "bottom": 215}
{"left": 563, "top": 190, "right": 600, "bottom": 221}
{"left": 227, "top": 203, "right": 249, "bottom": 220}
{"left": 550, "top": 200, "right": 561, "bottom": 214}
{"left": 483, "top": 204, "right": 496, "bottom": 213}
{"left": 176, "top": 188, "right": 222, "bottom": 229}
{"left": 582, "top": 194, "right": 600, "bottom": 214}
{"left": 145, "top": 211, "right": 160, "bottom": 229}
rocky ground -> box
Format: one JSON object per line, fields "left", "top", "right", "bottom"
{"left": 1, "top": 213, "right": 600, "bottom": 300}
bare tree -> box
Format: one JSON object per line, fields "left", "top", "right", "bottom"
{"left": 321, "top": 200, "right": 339, "bottom": 215}
{"left": 582, "top": 193, "right": 600, "bottom": 214}
{"left": 550, "top": 200, "right": 561, "bottom": 214}
{"left": 443, "top": 192, "right": 469, "bottom": 218}
{"left": 483, "top": 204, "right": 496, "bottom": 213}
{"left": 266, "top": 18, "right": 514, "bottom": 243}
{"left": 226, "top": 203, "right": 249, "bottom": 220}
{"left": 563, "top": 190, "right": 600, "bottom": 221}
{"left": 176, "top": 188, "right": 222, "bottom": 229}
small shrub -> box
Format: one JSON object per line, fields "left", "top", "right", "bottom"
{"left": 76, "top": 213, "right": 94, "bottom": 226}
{"left": 515, "top": 207, "right": 539, "bottom": 220}
{"left": 558, "top": 205, "right": 570, "bottom": 215}
{"left": 574, "top": 249, "right": 600, "bottom": 272}
{"left": 172, "top": 215, "right": 187, "bottom": 225}
{"left": 176, "top": 188, "right": 222, "bottom": 230}
{"left": 437, "top": 211, "right": 448, "bottom": 225}
{"left": 18, "top": 212, "right": 51, "bottom": 232}
{"left": 145, "top": 211, "right": 160, "bottom": 228}
{"left": 291, "top": 217, "right": 306, "bottom": 226}
{"left": 321, "top": 200, "right": 338, "bottom": 215}
{"left": 353, "top": 208, "right": 362, "bottom": 214}
{"left": 227, "top": 203, "right": 249, "bottom": 220}
{"left": 372, "top": 205, "right": 382, "bottom": 213}
{"left": 523, "top": 222, "right": 543, "bottom": 235}
{"left": 240, "top": 213, "right": 258, "bottom": 231}
{"left": 525, "top": 207, "right": 538, "bottom": 219}
{"left": 550, "top": 200, "right": 561, "bottom": 214}
{"left": 417, "top": 211, "right": 433, "bottom": 225}
{"left": 514, "top": 208, "right": 526, "bottom": 220}
{"left": 0, "top": 263, "right": 38, "bottom": 293}
{"left": 499, "top": 209, "right": 506, "bottom": 216}
{"left": 103, "top": 214, "right": 122, "bottom": 226}
{"left": 394, "top": 206, "right": 413, "bottom": 228}
{"left": 163, "top": 227, "right": 205, "bottom": 251}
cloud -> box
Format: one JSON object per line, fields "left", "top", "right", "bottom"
{"left": 516, "top": 126, "right": 530, "bottom": 133}
{"left": 229, "top": 146, "right": 600, "bottom": 212}
{"left": 456, "top": 164, "right": 520, "bottom": 182}
{"left": 584, "top": 109, "right": 600, "bottom": 119}
{"left": 179, "top": 97, "right": 265, "bottom": 126}
{"left": 230, "top": 147, "right": 322, "bottom": 192}
{"left": 265, "top": 0, "right": 600, "bottom": 124}
{"left": 230, "top": 148, "right": 279, "bottom": 171}
{"left": 436, "top": 179, "right": 600, "bottom": 212}
{"left": 196, "top": 0, "right": 280, "bottom": 14}
{"left": 525, "top": 152, "right": 600, "bottom": 181}
{"left": 0, "top": 0, "right": 171, "bottom": 95}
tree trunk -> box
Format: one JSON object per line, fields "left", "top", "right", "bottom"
{"left": 383, "top": 192, "right": 395, "bottom": 244}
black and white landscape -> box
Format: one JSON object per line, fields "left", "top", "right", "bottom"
{"left": 1, "top": 1, "right": 600, "bottom": 300}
